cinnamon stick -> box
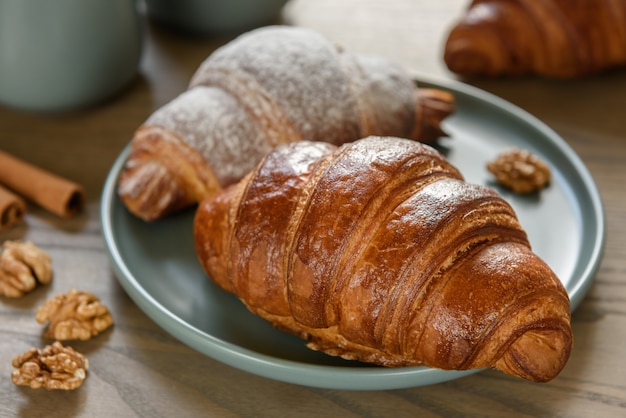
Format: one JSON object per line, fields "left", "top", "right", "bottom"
{"left": 0, "top": 184, "right": 26, "bottom": 230}
{"left": 0, "top": 151, "right": 85, "bottom": 218}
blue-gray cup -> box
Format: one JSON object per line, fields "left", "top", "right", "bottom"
{"left": 144, "top": 0, "right": 289, "bottom": 35}
{"left": 0, "top": 0, "right": 143, "bottom": 112}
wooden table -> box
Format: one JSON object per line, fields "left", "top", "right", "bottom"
{"left": 1, "top": 1, "right": 625, "bottom": 416}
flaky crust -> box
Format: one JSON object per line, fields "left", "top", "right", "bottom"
{"left": 444, "top": 0, "right": 626, "bottom": 78}
{"left": 117, "top": 124, "right": 222, "bottom": 221}
{"left": 194, "top": 136, "right": 572, "bottom": 382}
{"left": 118, "top": 26, "right": 454, "bottom": 221}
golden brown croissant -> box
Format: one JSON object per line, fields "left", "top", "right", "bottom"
{"left": 194, "top": 135, "right": 573, "bottom": 382}
{"left": 117, "top": 25, "right": 454, "bottom": 221}
{"left": 444, "top": 0, "right": 626, "bottom": 78}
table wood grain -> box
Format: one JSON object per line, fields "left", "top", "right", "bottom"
{"left": 1, "top": 1, "right": 625, "bottom": 416}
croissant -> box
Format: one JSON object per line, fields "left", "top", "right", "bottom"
{"left": 443, "top": 0, "right": 626, "bottom": 78}
{"left": 117, "top": 25, "right": 455, "bottom": 221}
{"left": 194, "top": 135, "right": 573, "bottom": 382}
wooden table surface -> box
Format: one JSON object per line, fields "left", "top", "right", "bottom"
{"left": 1, "top": 1, "right": 625, "bottom": 416}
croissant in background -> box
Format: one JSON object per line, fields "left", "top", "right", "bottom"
{"left": 444, "top": 0, "right": 626, "bottom": 78}
{"left": 194, "top": 136, "right": 573, "bottom": 382}
{"left": 117, "top": 25, "right": 454, "bottom": 221}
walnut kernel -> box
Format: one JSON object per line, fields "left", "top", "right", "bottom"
{"left": 487, "top": 148, "right": 551, "bottom": 194}
{"left": 0, "top": 240, "right": 52, "bottom": 298}
{"left": 11, "top": 341, "right": 89, "bottom": 390}
{"left": 36, "top": 289, "right": 114, "bottom": 341}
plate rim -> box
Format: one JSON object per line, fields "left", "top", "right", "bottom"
{"left": 101, "top": 76, "right": 605, "bottom": 390}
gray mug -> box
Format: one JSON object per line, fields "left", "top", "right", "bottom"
{"left": 144, "top": 0, "right": 289, "bottom": 35}
{"left": 0, "top": 0, "right": 143, "bottom": 112}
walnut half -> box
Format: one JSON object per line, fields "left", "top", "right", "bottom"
{"left": 487, "top": 148, "right": 551, "bottom": 194}
{"left": 36, "top": 289, "right": 114, "bottom": 341}
{"left": 11, "top": 341, "right": 89, "bottom": 390}
{"left": 0, "top": 240, "right": 52, "bottom": 298}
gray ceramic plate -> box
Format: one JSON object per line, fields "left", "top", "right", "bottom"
{"left": 101, "top": 77, "right": 605, "bottom": 390}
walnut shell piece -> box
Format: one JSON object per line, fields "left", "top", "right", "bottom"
{"left": 36, "top": 289, "right": 114, "bottom": 341}
{"left": 487, "top": 148, "right": 551, "bottom": 194}
{"left": 0, "top": 240, "right": 52, "bottom": 298}
{"left": 11, "top": 341, "right": 89, "bottom": 390}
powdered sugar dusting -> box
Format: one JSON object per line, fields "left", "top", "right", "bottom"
{"left": 350, "top": 54, "right": 415, "bottom": 137}
{"left": 190, "top": 26, "right": 362, "bottom": 145}
{"left": 146, "top": 87, "right": 273, "bottom": 186}
{"left": 144, "top": 26, "right": 419, "bottom": 188}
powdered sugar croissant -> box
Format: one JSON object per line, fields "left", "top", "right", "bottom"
{"left": 444, "top": 0, "right": 626, "bottom": 78}
{"left": 117, "top": 25, "right": 454, "bottom": 221}
{"left": 194, "top": 136, "right": 573, "bottom": 382}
